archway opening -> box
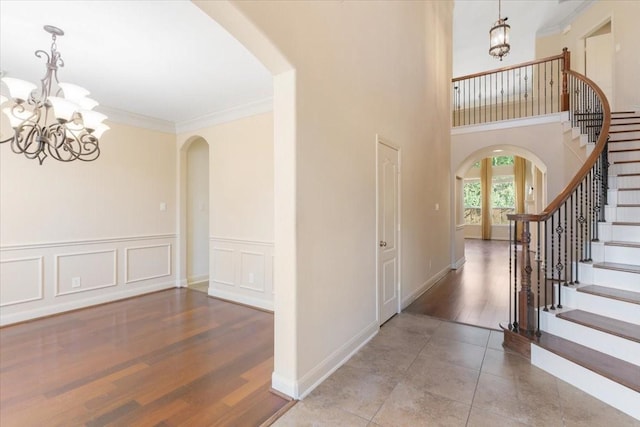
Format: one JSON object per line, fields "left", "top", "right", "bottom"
{"left": 185, "top": 137, "right": 210, "bottom": 292}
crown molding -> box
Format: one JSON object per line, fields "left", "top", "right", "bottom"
{"left": 96, "top": 105, "right": 176, "bottom": 134}
{"left": 96, "top": 97, "right": 274, "bottom": 135}
{"left": 175, "top": 97, "right": 273, "bottom": 134}
{"left": 536, "top": 0, "right": 596, "bottom": 37}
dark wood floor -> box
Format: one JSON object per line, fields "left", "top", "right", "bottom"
{"left": 0, "top": 289, "right": 289, "bottom": 426}
{"left": 406, "top": 239, "right": 510, "bottom": 330}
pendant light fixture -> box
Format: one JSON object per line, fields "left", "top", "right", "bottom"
{"left": 489, "top": 0, "right": 511, "bottom": 61}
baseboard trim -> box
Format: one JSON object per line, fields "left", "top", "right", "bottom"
{"left": 207, "top": 287, "right": 273, "bottom": 312}
{"left": 296, "top": 320, "right": 379, "bottom": 399}
{"left": 187, "top": 274, "right": 209, "bottom": 286}
{"left": 452, "top": 256, "right": 466, "bottom": 270}
{"left": 401, "top": 265, "right": 450, "bottom": 309}
{"left": 0, "top": 281, "right": 176, "bottom": 326}
{"left": 272, "top": 372, "right": 298, "bottom": 400}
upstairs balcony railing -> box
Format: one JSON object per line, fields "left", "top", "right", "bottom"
{"left": 452, "top": 48, "right": 571, "bottom": 126}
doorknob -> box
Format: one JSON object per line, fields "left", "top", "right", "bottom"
{"left": 379, "top": 241, "right": 387, "bottom": 247}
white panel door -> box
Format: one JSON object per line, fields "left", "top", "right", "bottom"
{"left": 586, "top": 32, "right": 613, "bottom": 107}
{"left": 377, "top": 141, "right": 400, "bottom": 325}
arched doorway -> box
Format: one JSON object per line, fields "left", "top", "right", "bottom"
{"left": 186, "top": 137, "right": 210, "bottom": 292}
{"left": 453, "top": 144, "right": 548, "bottom": 268}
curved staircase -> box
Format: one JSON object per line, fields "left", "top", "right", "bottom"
{"left": 531, "top": 112, "right": 640, "bottom": 420}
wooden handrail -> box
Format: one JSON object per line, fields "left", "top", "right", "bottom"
{"left": 508, "top": 70, "right": 611, "bottom": 223}
{"left": 452, "top": 52, "right": 566, "bottom": 83}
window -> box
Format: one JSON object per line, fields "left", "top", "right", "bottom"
{"left": 463, "top": 179, "right": 481, "bottom": 225}
{"left": 492, "top": 155, "right": 514, "bottom": 166}
{"left": 491, "top": 174, "right": 515, "bottom": 224}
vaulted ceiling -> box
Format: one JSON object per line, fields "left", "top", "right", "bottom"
{"left": 1, "top": 0, "right": 594, "bottom": 127}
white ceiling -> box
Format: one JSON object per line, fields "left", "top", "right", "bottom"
{"left": 453, "top": 0, "right": 595, "bottom": 77}
{"left": 1, "top": 1, "right": 594, "bottom": 127}
{"left": 0, "top": 1, "right": 273, "bottom": 126}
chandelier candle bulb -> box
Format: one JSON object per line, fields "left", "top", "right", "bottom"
{"left": 80, "top": 110, "right": 107, "bottom": 130}
{"left": 58, "top": 82, "right": 90, "bottom": 102}
{"left": 2, "top": 77, "right": 37, "bottom": 102}
{"left": 47, "top": 96, "right": 79, "bottom": 122}
{"left": 0, "top": 25, "right": 108, "bottom": 164}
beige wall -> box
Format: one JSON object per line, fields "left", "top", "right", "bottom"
{"left": 216, "top": 0, "right": 453, "bottom": 397}
{"left": 536, "top": 0, "right": 640, "bottom": 111}
{"left": 0, "top": 121, "right": 178, "bottom": 324}
{"left": 177, "top": 112, "right": 275, "bottom": 310}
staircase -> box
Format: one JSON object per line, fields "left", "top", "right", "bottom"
{"left": 531, "top": 112, "right": 640, "bottom": 420}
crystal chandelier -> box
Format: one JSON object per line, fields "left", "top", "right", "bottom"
{"left": 0, "top": 25, "right": 109, "bottom": 164}
{"left": 489, "top": 0, "right": 510, "bottom": 61}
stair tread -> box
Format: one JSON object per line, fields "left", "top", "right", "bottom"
{"left": 613, "top": 160, "right": 640, "bottom": 164}
{"left": 617, "top": 173, "right": 640, "bottom": 177}
{"left": 612, "top": 221, "right": 640, "bottom": 226}
{"left": 609, "top": 129, "right": 640, "bottom": 134}
{"left": 609, "top": 138, "right": 640, "bottom": 143}
{"left": 609, "top": 148, "right": 640, "bottom": 154}
{"left": 534, "top": 332, "right": 640, "bottom": 392}
{"left": 611, "top": 122, "right": 640, "bottom": 126}
{"left": 617, "top": 204, "right": 640, "bottom": 207}
{"left": 609, "top": 148, "right": 640, "bottom": 153}
{"left": 604, "top": 240, "right": 640, "bottom": 248}
{"left": 578, "top": 285, "right": 640, "bottom": 305}
{"left": 593, "top": 262, "right": 640, "bottom": 274}
{"left": 556, "top": 309, "right": 640, "bottom": 343}
{"left": 617, "top": 188, "right": 640, "bottom": 191}
{"left": 612, "top": 111, "right": 638, "bottom": 115}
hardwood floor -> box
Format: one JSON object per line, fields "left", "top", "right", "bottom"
{"left": 406, "top": 239, "right": 510, "bottom": 330}
{"left": 0, "top": 289, "right": 289, "bottom": 426}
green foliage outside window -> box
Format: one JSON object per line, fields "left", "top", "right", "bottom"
{"left": 492, "top": 155, "right": 514, "bottom": 166}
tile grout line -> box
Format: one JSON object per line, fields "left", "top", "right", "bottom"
{"left": 368, "top": 322, "right": 440, "bottom": 425}
{"left": 465, "top": 335, "right": 491, "bottom": 426}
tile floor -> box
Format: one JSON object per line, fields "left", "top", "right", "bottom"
{"left": 273, "top": 313, "right": 639, "bottom": 427}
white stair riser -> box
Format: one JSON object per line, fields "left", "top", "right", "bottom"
{"left": 539, "top": 310, "right": 640, "bottom": 364}
{"left": 609, "top": 131, "right": 640, "bottom": 142}
{"left": 618, "top": 190, "right": 640, "bottom": 204}
{"left": 609, "top": 224, "right": 640, "bottom": 242}
{"left": 610, "top": 150, "right": 640, "bottom": 163}
{"left": 561, "top": 285, "right": 640, "bottom": 325}
{"left": 610, "top": 117, "right": 640, "bottom": 125}
{"left": 614, "top": 206, "right": 640, "bottom": 222}
{"left": 578, "top": 263, "right": 640, "bottom": 292}
{"left": 609, "top": 140, "right": 640, "bottom": 151}
{"left": 586, "top": 142, "right": 594, "bottom": 156}
{"left": 615, "top": 175, "right": 640, "bottom": 189}
{"left": 594, "top": 267, "right": 640, "bottom": 291}
{"left": 610, "top": 162, "right": 640, "bottom": 175}
{"left": 531, "top": 346, "right": 640, "bottom": 420}
{"left": 603, "top": 244, "right": 640, "bottom": 265}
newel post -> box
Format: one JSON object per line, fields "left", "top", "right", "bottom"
{"left": 561, "top": 47, "right": 571, "bottom": 112}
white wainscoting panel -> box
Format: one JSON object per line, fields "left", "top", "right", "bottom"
{"left": 212, "top": 248, "right": 235, "bottom": 286}
{"left": 240, "top": 251, "right": 265, "bottom": 292}
{"left": 0, "top": 256, "right": 44, "bottom": 306}
{"left": 125, "top": 244, "right": 171, "bottom": 284}
{"left": 210, "top": 237, "right": 274, "bottom": 311}
{"left": 56, "top": 250, "right": 117, "bottom": 296}
{"left": 0, "top": 235, "right": 177, "bottom": 326}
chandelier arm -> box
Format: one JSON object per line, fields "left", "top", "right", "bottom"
{"left": 1, "top": 25, "right": 107, "bottom": 164}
